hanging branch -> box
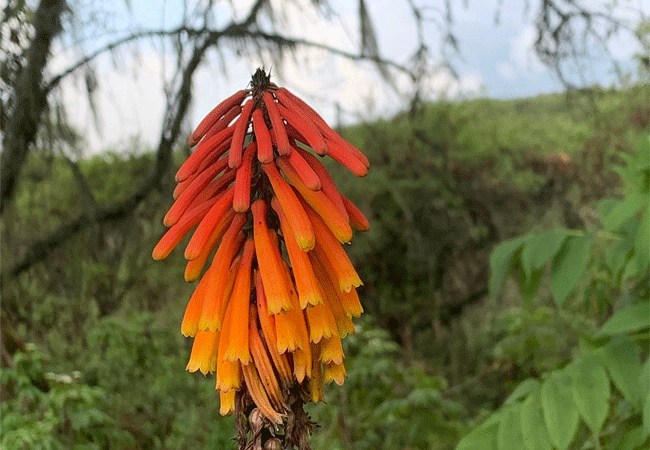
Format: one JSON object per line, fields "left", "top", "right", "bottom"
{"left": 0, "top": 0, "right": 67, "bottom": 214}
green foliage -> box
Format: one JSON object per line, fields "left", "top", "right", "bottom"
{"left": 309, "top": 320, "right": 466, "bottom": 450}
{"left": 457, "top": 135, "right": 650, "bottom": 450}
{"left": 1, "top": 345, "right": 134, "bottom": 450}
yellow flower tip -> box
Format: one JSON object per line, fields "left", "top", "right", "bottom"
{"left": 183, "top": 266, "right": 201, "bottom": 283}
{"left": 304, "top": 291, "right": 323, "bottom": 309}
{"left": 253, "top": 200, "right": 293, "bottom": 314}
{"left": 186, "top": 330, "right": 220, "bottom": 375}
{"left": 309, "top": 253, "right": 357, "bottom": 339}
{"left": 198, "top": 253, "right": 240, "bottom": 332}
{"left": 219, "top": 389, "right": 237, "bottom": 416}
{"left": 305, "top": 205, "right": 363, "bottom": 293}
{"left": 296, "top": 234, "right": 316, "bottom": 252}
{"left": 271, "top": 197, "right": 323, "bottom": 310}
{"left": 180, "top": 272, "right": 211, "bottom": 337}
{"left": 216, "top": 358, "right": 241, "bottom": 392}
{"left": 309, "top": 367, "right": 326, "bottom": 403}
{"left": 293, "top": 346, "right": 312, "bottom": 383}
{"left": 319, "top": 335, "right": 344, "bottom": 366}
{"left": 274, "top": 312, "right": 300, "bottom": 354}
{"left": 262, "top": 162, "right": 315, "bottom": 250}
{"left": 306, "top": 303, "right": 336, "bottom": 344}
{"left": 323, "top": 362, "right": 347, "bottom": 386}
{"left": 337, "top": 286, "right": 364, "bottom": 319}
{"left": 339, "top": 276, "right": 363, "bottom": 294}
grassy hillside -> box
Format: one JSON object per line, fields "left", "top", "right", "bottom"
{"left": 2, "top": 84, "right": 648, "bottom": 449}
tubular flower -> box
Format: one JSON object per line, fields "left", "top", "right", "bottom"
{"left": 153, "top": 68, "right": 369, "bottom": 449}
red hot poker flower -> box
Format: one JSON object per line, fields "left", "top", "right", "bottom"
{"left": 153, "top": 68, "right": 370, "bottom": 449}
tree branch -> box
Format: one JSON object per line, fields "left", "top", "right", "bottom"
{"left": 7, "top": 37, "right": 208, "bottom": 278}
{"left": 1, "top": 0, "right": 67, "bottom": 214}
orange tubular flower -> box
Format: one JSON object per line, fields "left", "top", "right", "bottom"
{"left": 252, "top": 199, "right": 292, "bottom": 314}
{"left": 153, "top": 68, "right": 370, "bottom": 449}
{"left": 276, "top": 156, "right": 352, "bottom": 243}
{"left": 271, "top": 197, "right": 322, "bottom": 308}
{"left": 220, "top": 238, "right": 255, "bottom": 364}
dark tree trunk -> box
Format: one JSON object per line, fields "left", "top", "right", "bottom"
{"left": 1, "top": 0, "right": 67, "bottom": 213}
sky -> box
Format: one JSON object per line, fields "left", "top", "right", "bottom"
{"left": 51, "top": 0, "right": 649, "bottom": 155}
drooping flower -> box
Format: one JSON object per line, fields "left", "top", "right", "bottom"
{"left": 153, "top": 68, "right": 369, "bottom": 449}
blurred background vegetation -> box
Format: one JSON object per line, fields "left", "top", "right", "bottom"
{"left": 1, "top": 1, "right": 649, "bottom": 449}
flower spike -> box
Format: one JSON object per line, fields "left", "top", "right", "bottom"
{"left": 153, "top": 68, "right": 370, "bottom": 449}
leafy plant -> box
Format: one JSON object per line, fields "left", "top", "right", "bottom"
{"left": 1, "top": 345, "right": 134, "bottom": 450}
{"left": 456, "top": 134, "right": 649, "bottom": 450}
{"left": 309, "top": 318, "right": 466, "bottom": 450}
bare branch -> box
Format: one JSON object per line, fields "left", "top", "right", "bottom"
{"left": 6, "top": 0, "right": 277, "bottom": 278}
{"left": 1, "top": 0, "right": 67, "bottom": 213}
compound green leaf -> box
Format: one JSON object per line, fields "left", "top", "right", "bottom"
{"left": 520, "top": 389, "right": 552, "bottom": 450}
{"left": 541, "top": 371, "right": 579, "bottom": 450}
{"left": 489, "top": 235, "right": 527, "bottom": 300}
{"left": 521, "top": 228, "right": 568, "bottom": 278}
{"left": 505, "top": 378, "right": 540, "bottom": 405}
{"left": 602, "top": 193, "right": 646, "bottom": 232}
{"left": 599, "top": 336, "right": 643, "bottom": 406}
{"left": 456, "top": 422, "right": 498, "bottom": 450}
{"left": 550, "top": 233, "right": 593, "bottom": 306}
{"left": 497, "top": 404, "right": 524, "bottom": 450}
{"left": 598, "top": 300, "right": 650, "bottom": 336}
{"left": 569, "top": 354, "right": 610, "bottom": 435}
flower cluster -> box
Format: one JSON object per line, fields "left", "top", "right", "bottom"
{"left": 153, "top": 69, "right": 369, "bottom": 432}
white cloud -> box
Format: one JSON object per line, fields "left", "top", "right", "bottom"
{"left": 510, "top": 25, "right": 545, "bottom": 74}
{"left": 497, "top": 61, "right": 517, "bottom": 80}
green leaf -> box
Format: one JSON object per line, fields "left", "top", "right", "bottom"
{"left": 602, "top": 193, "right": 647, "bottom": 232}
{"left": 606, "top": 228, "right": 635, "bottom": 278}
{"left": 518, "top": 266, "right": 544, "bottom": 304}
{"left": 634, "top": 205, "right": 649, "bottom": 274}
{"left": 550, "top": 233, "right": 593, "bottom": 306}
{"left": 489, "top": 236, "right": 527, "bottom": 300}
{"left": 520, "top": 389, "right": 552, "bottom": 450}
{"left": 568, "top": 354, "right": 610, "bottom": 435}
{"left": 599, "top": 336, "right": 643, "bottom": 406}
{"left": 637, "top": 134, "right": 650, "bottom": 170}
{"left": 641, "top": 358, "right": 650, "bottom": 435}
{"left": 505, "top": 378, "right": 540, "bottom": 405}
{"left": 642, "top": 384, "right": 650, "bottom": 436}
{"left": 597, "top": 198, "right": 618, "bottom": 222}
{"left": 541, "top": 371, "right": 579, "bottom": 450}
{"left": 497, "top": 404, "right": 524, "bottom": 450}
{"left": 456, "top": 422, "right": 498, "bottom": 450}
{"left": 520, "top": 228, "right": 568, "bottom": 278}
{"left": 618, "top": 425, "right": 649, "bottom": 450}
{"left": 598, "top": 300, "right": 650, "bottom": 336}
